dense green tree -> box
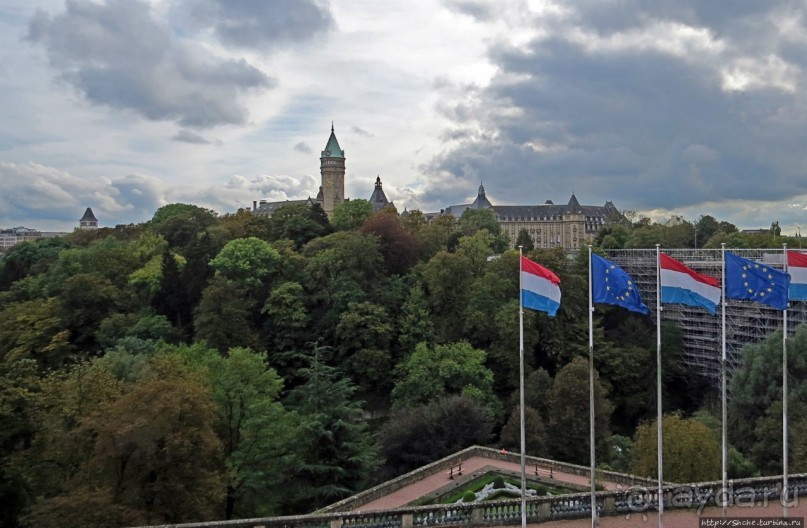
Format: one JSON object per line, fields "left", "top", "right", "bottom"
{"left": 719, "top": 220, "right": 738, "bottom": 234}
{"left": 631, "top": 413, "right": 720, "bottom": 482}
{"left": 152, "top": 248, "right": 192, "bottom": 334}
{"left": 665, "top": 221, "right": 696, "bottom": 248}
{"left": 596, "top": 224, "right": 631, "bottom": 249}
{"left": 748, "top": 398, "right": 807, "bottom": 476}
{"left": 360, "top": 212, "right": 421, "bottom": 275}
{"left": 215, "top": 209, "right": 273, "bottom": 241}
{"left": 335, "top": 302, "right": 393, "bottom": 394}
{"left": 401, "top": 209, "right": 428, "bottom": 237}
{"left": 302, "top": 231, "right": 385, "bottom": 339}
{"left": 515, "top": 228, "right": 534, "bottom": 251}
{"left": 210, "top": 237, "right": 281, "bottom": 290}
{"left": 417, "top": 214, "right": 457, "bottom": 257}
{"left": 194, "top": 276, "right": 258, "bottom": 352}
{"left": 625, "top": 224, "right": 665, "bottom": 248}
{"left": 391, "top": 341, "right": 499, "bottom": 415}
{"left": 486, "top": 300, "right": 540, "bottom": 398}
{"left": 513, "top": 368, "right": 553, "bottom": 422}
{"left": 96, "top": 312, "right": 173, "bottom": 349}
{"left": 176, "top": 346, "right": 297, "bottom": 518}
{"left": 695, "top": 215, "right": 720, "bottom": 247}
{"left": 148, "top": 203, "right": 217, "bottom": 249}
{"left": 0, "top": 237, "right": 71, "bottom": 291}
{"left": 548, "top": 357, "right": 613, "bottom": 464}
{"left": 283, "top": 346, "right": 379, "bottom": 512}
{"left": 47, "top": 236, "right": 142, "bottom": 292}
{"left": 59, "top": 273, "right": 123, "bottom": 351}
{"left": 179, "top": 230, "right": 220, "bottom": 314}
{"left": 127, "top": 254, "right": 164, "bottom": 301}
{"left": 729, "top": 327, "right": 807, "bottom": 456}
{"left": 416, "top": 231, "right": 497, "bottom": 342}
{"left": 16, "top": 359, "right": 125, "bottom": 519}
{"left": 378, "top": 396, "right": 494, "bottom": 479}
{"left": 397, "top": 285, "right": 435, "bottom": 356}
{"left": 24, "top": 356, "right": 224, "bottom": 527}
{"left": 262, "top": 281, "right": 309, "bottom": 359}
{"left": 331, "top": 199, "right": 373, "bottom": 231}
{"left": 500, "top": 405, "right": 546, "bottom": 456}
{"left": 0, "top": 298, "right": 72, "bottom": 369}
{"left": 603, "top": 435, "right": 633, "bottom": 473}
{"left": 703, "top": 231, "right": 752, "bottom": 249}
{"left": 268, "top": 204, "right": 331, "bottom": 248}
{"left": 458, "top": 208, "right": 501, "bottom": 237}
{"left": 0, "top": 358, "right": 41, "bottom": 527}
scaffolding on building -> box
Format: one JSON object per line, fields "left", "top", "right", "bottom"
{"left": 604, "top": 248, "right": 806, "bottom": 386}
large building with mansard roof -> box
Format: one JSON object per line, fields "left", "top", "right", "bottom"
{"left": 252, "top": 126, "right": 619, "bottom": 250}
{"left": 439, "top": 184, "right": 620, "bottom": 250}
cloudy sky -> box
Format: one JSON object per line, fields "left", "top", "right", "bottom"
{"left": 3, "top": 0, "right": 807, "bottom": 233}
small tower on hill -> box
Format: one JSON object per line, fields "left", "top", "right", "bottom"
{"left": 320, "top": 124, "right": 345, "bottom": 217}
{"left": 369, "top": 176, "right": 392, "bottom": 211}
{"left": 79, "top": 207, "right": 98, "bottom": 230}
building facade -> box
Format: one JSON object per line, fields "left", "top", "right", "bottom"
{"left": 254, "top": 125, "right": 346, "bottom": 219}
{"left": 607, "top": 248, "right": 805, "bottom": 385}
{"left": 252, "top": 129, "right": 619, "bottom": 251}
{"left": 319, "top": 125, "right": 345, "bottom": 217}
{"left": 1, "top": 226, "right": 69, "bottom": 251}
{"left": 440, "top": 184, "right": 619, "bottom": 250}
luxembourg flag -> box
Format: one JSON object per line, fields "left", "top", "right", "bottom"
{"left": 787, "top": 250, "right": 807, "bottom": 301}
{"left": 660, "top": 253, "right": 721, "bottom": 314}
{"left": 521, "top": 256, "right": 561, "bottom": 316}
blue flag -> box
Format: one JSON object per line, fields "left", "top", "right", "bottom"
{"left": 591, "top": 253, "right": 649, "bottom": 314}
{"left": 725, "top": 252, "right": 789, "bottom": 310}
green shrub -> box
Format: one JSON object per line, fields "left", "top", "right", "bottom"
{"left": 463, "top": 491, "right": 477, "bottom": 503}
{"left": 492, "top": 475, "right": 505, "bottom": 489}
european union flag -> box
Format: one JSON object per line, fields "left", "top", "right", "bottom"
{"left": 591, "top": 254, "right": 649, "bottom": 314}
{"left": 725, "top": 252, "right": 789, "bottom": 310}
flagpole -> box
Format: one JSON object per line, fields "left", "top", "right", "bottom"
{"left": 782, "top": 243, "right": 789, "bottom": 518}
{"left": 720, "top": 243, "right": 728, "bottom": 518}
{"left": 518, "top": 247, "right": 527, "bottom": 528}
{"left": 588, "top": 245, "right": 597, "bottom": 528}
{"left": 655, "top": 245, "right": 663, "bottom": 528}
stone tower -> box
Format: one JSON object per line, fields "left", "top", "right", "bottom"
{"left": 320, "top": 124, "right": 345, "bottom": 217}
{"left": 79, "top": 207, "right": 98, "bottom": 229}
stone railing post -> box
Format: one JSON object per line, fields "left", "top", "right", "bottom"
{"left": 603, "top": 495, "right": 616, "bottom": 515}
{"left": 330, "top": 519, "right": 343, "bottom": 528}
{"left": 401, "top": 513, "right": 413, "bottom": 528}
{"left": 471, "top": 505, "right": 484, "bottom": 524}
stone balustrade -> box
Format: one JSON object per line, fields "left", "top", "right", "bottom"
{"left": 318, "top": 445, "right": 656, "bottom": 515}
{"left": 137, "top": 474, "right": 807, "bottom": 528}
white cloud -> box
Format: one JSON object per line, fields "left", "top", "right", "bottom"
{"left": 27, "top": 0, "right": 273, "bottom": 128}
{"left": 4, "top": 0, "right": 807, "bottom": 232}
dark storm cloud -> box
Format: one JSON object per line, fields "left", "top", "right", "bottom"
{"left": 27, "top": 0, "right": 273, "bottom": 128}
{"left": 429, "top": 1, "right": 807, "bottom": 211}
{"left": 566, "top": 0, "right": 803, "bottom": 40}
{"left": 176, "top": 0, "right": 333, "bottom": 51}
{"left": 294, "top": 142, "right": 313, "bottom": 154}
{"left": 171, "top": 130, "right": 211, "bottom": 144}
{"left": 444, "top": 1, "right": 495, "bottom": 22}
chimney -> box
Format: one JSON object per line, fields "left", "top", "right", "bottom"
{"left": 253, "top": 200, "right": 257, "bottom": 211}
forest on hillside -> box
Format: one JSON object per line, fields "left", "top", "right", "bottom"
{"left": 1, "top": 201, "right": 805, "bottom": 527}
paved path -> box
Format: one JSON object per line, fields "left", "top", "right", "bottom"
{"left": 356, "top": 456, "right": 624, "bottom": 512}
